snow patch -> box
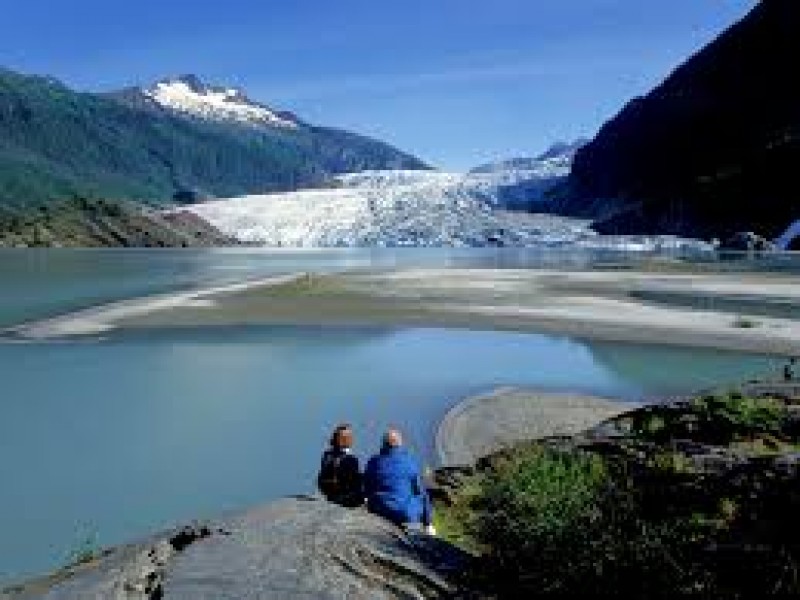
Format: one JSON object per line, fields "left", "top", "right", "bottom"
{"left": 145, "top": 79, "right": 297, "bottom": 128}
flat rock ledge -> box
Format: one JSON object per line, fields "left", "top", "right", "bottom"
{"left": 3, "top": 498, "right": 470, "bottom": 600}
{"left": 436, "top": 387, "right": 637, "bottom": 467}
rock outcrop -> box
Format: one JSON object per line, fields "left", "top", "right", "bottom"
{"left": 719, "top": 231, "right": 777, "bottom": 253}
{"left": 3, "top": 498, "right": 470, "bottom": 599}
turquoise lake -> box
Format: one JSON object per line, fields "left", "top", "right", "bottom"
{"left": 0, "top": 248, "right": 790, "bottom": 583}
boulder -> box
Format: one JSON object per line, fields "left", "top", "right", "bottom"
{"left": 720, "top": 231, "right": 777, "bottom": 252}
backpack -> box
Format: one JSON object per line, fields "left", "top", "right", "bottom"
{"left": 318, "top": 450, "right": 345, "bottom": 498}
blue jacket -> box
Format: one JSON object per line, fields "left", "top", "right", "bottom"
{"left": 364, "top": 447, "right": 432, "bottom": 526}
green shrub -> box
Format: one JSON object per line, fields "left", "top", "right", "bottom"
{"left": 475, "top": 447, "right": 702, "bottom": 595}
{"left": 649, "top": 450, "right": 695, "bottom": 474}
{"left": 692, "top": 393, "right": 785, "bottom": 443}
{"left": 731, "top": 316, "right": 760, "bottom": 329}
{"left": 432, "top": 477, "right": 485, "bottom": 554}
{"left": 630, "top": 394, "right": 787, "bottom": 446}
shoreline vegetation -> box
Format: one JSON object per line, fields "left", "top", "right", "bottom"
{"left": 5, "top": 267, "right": 800, "bottom": 356}
{"left": 430, "top": 383, "right": 800, "bottom": 596}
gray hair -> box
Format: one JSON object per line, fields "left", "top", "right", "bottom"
{"left": 382, "top": 428, "right": 403, "bottom": 449}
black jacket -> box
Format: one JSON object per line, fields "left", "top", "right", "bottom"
{"left": 317, "top": 449, "right": 363, "bottom": 507}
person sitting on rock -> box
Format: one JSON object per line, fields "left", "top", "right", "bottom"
{"left": 364, "top": 428, "right": 436, "bottom": 535}
{"left": 317, "top": 423, "right": 363, "bottom": 508}
{"left": 785, "top": 358, "right": 798, "bottom": 382}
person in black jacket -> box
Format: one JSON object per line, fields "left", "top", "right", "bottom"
{"left": 317, "top": 424, "right": 363, "bottom": 507}
{"left": 784, "top": 358, "right": 798, "bottom": 382}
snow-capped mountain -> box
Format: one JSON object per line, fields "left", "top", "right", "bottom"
{"left": 177, "top": 167, "right": 711, "bottom": 251}
{"left": 464, "top": 141, "right": 587, "bottom": 210}
{"left": 469, "top": 140, "right": 587, "bottom": 185}
{"left": 332, "top": 140, "right": 586, "bottom": 210}
{"left": 142, "top": 74, "right": 298, "bottom": 128}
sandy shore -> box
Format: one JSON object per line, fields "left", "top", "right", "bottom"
{"left": 436, "top": 387, "right": 635, "bottom": 466}
{"left": 2, "top": 273, "right": 306, "bottom": 339}
{"left": 5, "top": 267, "right": 800, "bottom": 355}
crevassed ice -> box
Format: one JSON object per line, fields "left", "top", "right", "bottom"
{"left": 176, "top": 170, "right": 712, "bottom": 251}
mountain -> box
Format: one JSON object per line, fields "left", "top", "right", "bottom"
{"left": 558, "top": 0, "right": 800, "bottom": 242}
{"left": 470, "top": 140, "right": 586, "bottom": 210}
{"left": 0, "top": 69, "right": 428, "bottom": 210}
{"left": 470, "top": 140, "right": 585, "bottom": 178}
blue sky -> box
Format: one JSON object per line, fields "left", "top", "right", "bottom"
{"left": 2, "top": 0, "right": 756, "bottom": 169}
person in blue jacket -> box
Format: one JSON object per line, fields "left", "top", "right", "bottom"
{"left": 364, "top": 428, "right": 435, "bottom": 534}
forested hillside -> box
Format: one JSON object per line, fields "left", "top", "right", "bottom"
{"left": 0, "top": 69, "right": 427, "bottom": 210}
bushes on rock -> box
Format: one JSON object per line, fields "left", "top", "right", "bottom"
{"left": 630, "top": 393, "right": 786, "bottom": 446}
{"left": 692, "top": 393, "right": 785, "bottom": 444}
{"left": 474, "top": 447, "right": 703, "bottom": 596}
{"left": 434, "top": 394, "right": 800, "bottom": 596}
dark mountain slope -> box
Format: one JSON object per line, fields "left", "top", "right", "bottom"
{"left": 560, "top": 0, "right": 800, "bottom": 240}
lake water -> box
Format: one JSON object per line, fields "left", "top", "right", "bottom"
{"left": 3, "top": 247, "right": 799, "bottom": 329}
{"left": 0, "top": 248, "right": 790, "bottom": 584}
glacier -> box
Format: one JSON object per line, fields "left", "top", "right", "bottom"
{"left": 177, "top": 168, "right": 712, "bottom": 251}
{"left": 177, "top": 170, "right": 584, "bottom": 247}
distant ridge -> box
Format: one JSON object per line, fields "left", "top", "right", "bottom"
{"left": 469, "top": 140, "right": 585, "bottom": 177}
{"left": 469, "top": 140, "right": 586, "bottom": 210}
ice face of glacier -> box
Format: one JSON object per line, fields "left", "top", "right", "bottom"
{"left": 144, "top": 75, "right": 298, "bottom": 128}
{"left": 177, "top": 169, "right": 713, "bottom": 251}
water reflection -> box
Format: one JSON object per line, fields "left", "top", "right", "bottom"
{"left": 586, "top": 341, "right": 778, "bottom": 398}
{"left": 0, "top": 325, "right": 775, "bottom": 583}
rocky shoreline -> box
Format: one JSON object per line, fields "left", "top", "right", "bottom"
{"left": 428, "top": 381, "right": 800, "bottom": 596}
{"left": 7, "top": 380, "right": 800, "bottom": 597}
{"left": 3, "top": 387, "right": 629, "bottom": 599}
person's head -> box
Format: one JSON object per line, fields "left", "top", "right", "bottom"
{"left": 382, "top": 428, "right": 403, "bottom": 451}
{"left": 330, "top": 424, "right": 354, "bottom": 450}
